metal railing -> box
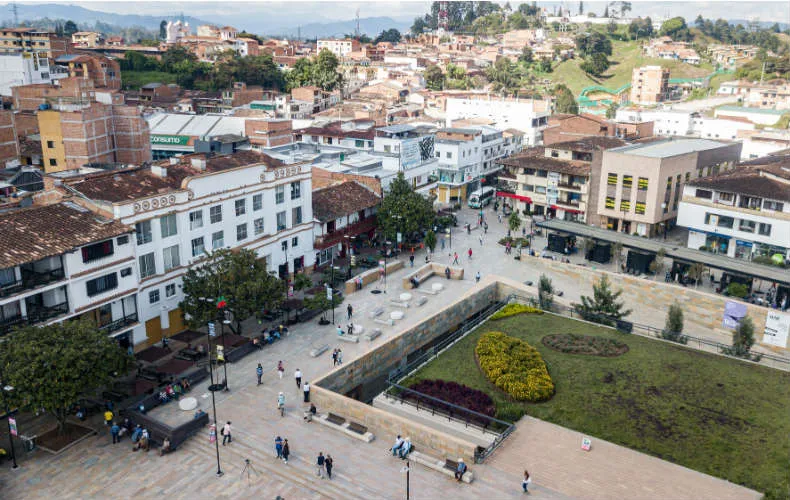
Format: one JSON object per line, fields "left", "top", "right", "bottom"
{"left": 0, "top": 268, "right": 66, "bottom": 297}
{"left": 98, "top": 313, "right": 139, "bottom": 334}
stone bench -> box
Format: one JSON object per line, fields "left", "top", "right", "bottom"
{"left": 415, "top": 296, "right": 428, "bottom": 307}
{"left": 369, "top": 307, "right": 385, "bottom": 319}
{"left": 389, "top": 311, "right": 405, "bottom": 321}
{"left": 409, "top": 451, "right": 474, "bottom": 483}
{"left": 390, "top": 300, "right": 410, "bottom": 309}
{"left": 337, "top": 333, "right": 360, "bottom": 343}
{"left": 402, "top": 263, "right": 464, "bottom": 290}
{"left": 364, "top": 328, "right": 382, "bottom": 341}
{"left": 309, "top": 344, "right": 330, "bottom": 357}
{"left": 374, "top": 318, "right": 394, "bottom": 327}
{"left": 419, "top": 289, "right": 438, "bottom": 296}
{"left": 315, "top": 413, "right": 375, "bottom": 443}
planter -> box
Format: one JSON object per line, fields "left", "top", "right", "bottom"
{"left": 318, "top": 318, "right": 330, "bottom": 325}
{"left": 36, "top": 422, "right": 97, "bottom": 455}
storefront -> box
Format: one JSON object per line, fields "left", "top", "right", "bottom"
{"left": 150, "top": 134, "right": 194, "bottom": 160}
{"left": 704, "top": 233, "right": 730, "bottom": 255}
{"left": 496, "top": 191, "right": 532, "bottom": 214}
{"left": 734, "top": 239, "right": 753, "bottom": 260}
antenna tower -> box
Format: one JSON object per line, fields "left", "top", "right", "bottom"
{"left": 438, "top": 1, "right": 449, "bottom": 31}
{"left": 11, "top": 2, "right": 18, "bottom": 26}
{"left": 355, "top": 8, "right": 360, "bottom": 39}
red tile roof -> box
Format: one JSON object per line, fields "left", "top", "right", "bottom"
{"left": 312, "top": 181, "right": 380, "bottom": 222}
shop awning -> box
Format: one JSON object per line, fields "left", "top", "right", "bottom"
{"left": 550, "top": 205, "right": 583, "bottom": 214}
{"left": 496, "top": 191, "right": 532, "bottom": 203}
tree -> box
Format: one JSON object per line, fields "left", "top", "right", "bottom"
{"left": 727, "top": 316, "right": 756, "bottom": 358}
{"left": 605, "top": 101, "right": 619, "bottom": 119}
{"left": 607, "top": 19, "right": 617, "bottom": 34}
{"left": 574, "top": 275, "right": 632, "bottom": 325}
{"left": 603, "top": 4, "right": 609, "bottom": 18}
{"left": 424, "top": 230, "right": 437, "bottom": 252}
{"left": 159, "top": 20, "right": 167, "bottom": 40}
{"left": 538, "top": 274, "right": 554, "bottom": 310}
{"left": 508, "top": 211, "right": 522, "bottom": 233}
{"left": 519, "top": 46, "right": 534, "bottom": 64}
{"left": 628, "top": 17, "right": 653, "bottom": 40}
{"left": 424, "top": 64, "right": 445, "bottom": 91}
{"left": 180, "top": 248, "right": 284, "bottom": 335}
{"left": 538, "top": 57, "right": 553, "bottom": 73}
{"left": 575, "top": 32, "right": 612, "bottom": 57}
{"left": 580, "top": 52, "right": 610, "bottom": 76}
{"left": 312, "top": 49, "right": 343, "bottom": 91}
{"left": 377, "top": 172, "right": 435, "bottom": 244}
{"left": 661, "top": 302, "right": 688, "bottom": 344}
{"left": 373, "top": 28, "right": 402, "bottom": 44}
{"left": 292, "top": 273, "right": 313, "bottom": 293}
{"left": 305, "top": 291, "right": 344, "bottom": 325}
{"left": 612, "top": 242, "right": 624, "bottom": 270}
{"left": 486, "top": 57, "right": 521, "bottom": 95}
{"left": 579, "top": 1, "right": 584, "bottom": 15}
{"left": 648, "top": 247, "right": 666, "bottom": 280}
{"left": 554, "top": 84, "right": 578, "bottom": 114}
{"left": 410, "top": 16, "right": 428, "bottom": 36}
{"left": 609, "top": 1, "right": 631, "bottom": 18}
{"left": 687, "top": 262, "right": 707, "bottom": 289}
{"left": 63, "top": 20, "right": 78, "bottom": 37}
{"left": 660, "top": 17, "right": 690, "bottom": 40}
{"left": 0, "top": 321, "right": 130, "bottom": 434}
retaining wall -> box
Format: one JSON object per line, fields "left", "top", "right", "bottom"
{"left": 344, "top": 260, "right": 404, "bottom": 295}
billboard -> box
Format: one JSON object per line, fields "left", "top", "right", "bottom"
{"left": 763, "top": 311, "right": 790, "bottom": 348}
{"left": 151, "top": 134, "right": 192, "bottom": 147}
{"left": 400, "top": 136, "right": 434, "bottom": 170}
{"left": 722, "top": 300, "right": 747, "bottom": 329}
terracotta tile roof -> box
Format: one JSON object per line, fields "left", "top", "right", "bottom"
{"left": 295, "top": 121, "right": 376, "bottom": 141}
{"left": 548, "top": 136, "right": 626, "bottom": 152}
{"left": 312, "top": 181, "right": 380, "bottom": 222}
{"left": 0, "top": 203, "right": 132, "bottom": 268}
{"left": 688, "top": 167, "right": 790, "bottom": 202}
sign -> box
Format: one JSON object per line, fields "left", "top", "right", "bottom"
{"left": 326, "top": 286, "right": 333, "bottom": 301}
{"left": 8, "top": 417, "right": 17, "bottom": 437}
{"left": 722, "top": 300, "right": 747, "bottom": 329}
{"left": 581, "top": 436, "right": 591, "bottom": 451}
{"left": 151, "top": 134, "right": 191, "bottom": 146}
{"left": 216, "top": 345, "right": 224, "bottom": 362}
{"left": 397, "top": 232, "right": 402, "bottom": 243}
{"left": 208, "top": 322, "right": 216, "bottom": 337}
{"left": 763, "top": 311, "right": 790, "bottom": 348}
{"left": 547, "top": 172, "right": 560, "bottom": 205}
{"left": 400, "top": 137, "right": 421, "bottom": 169}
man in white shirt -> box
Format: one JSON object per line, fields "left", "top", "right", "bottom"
{"left": 222, "top": 421, "right": 232, "bottom": 445}
{"left": 391, "top": 435, "right": 404, "bottom": 456}
{"left": 294, "top": 368, "right": 302, "bottom": 389}
{"left": 303, "top": 381, "right": 311, "bottom": 402}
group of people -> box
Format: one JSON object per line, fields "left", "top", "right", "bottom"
{"left": 158, "top": 379, "right": 189, "bottom": 403}
{"left": 331, "top": 348, "right": 343, "bottom": 366}
{"left": 390, "top": 435, "right": 412, "bottom": 459}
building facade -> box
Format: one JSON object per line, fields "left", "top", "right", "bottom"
{"left": 317, "top": 39, "right": 361, "bottom": 58}
{"left": 630, "top": 66, "right": 669, "bottom": 105}
{"left": 445, "top": 96, "right": 549, "bottom": 147}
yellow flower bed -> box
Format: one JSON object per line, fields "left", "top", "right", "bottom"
{"left": 476, "top": 331, "right": 554, "bottom": 402}
{"left": 490, "top": 303, "right": 544, "bottom": 320}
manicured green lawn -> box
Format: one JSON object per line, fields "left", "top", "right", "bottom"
{"left": 406, "top": 312, "right": 790, "bottom": 499}
{"left": 121, "top": 71, "right": 178, "bottom": 90}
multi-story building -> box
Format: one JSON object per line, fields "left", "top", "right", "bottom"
{"left": 0, "top": 52, "right": 67, "bottom": 96}
{"left": 246, "top": 118, "right": 293, "bottom": 149}
{"left": 146, "top": 113, "right": 245, "bottom": 160}
{"left": 374, "top": 124, "right": 437, "bottom": 188}
{"left": 543, "top": 113, "right": 654, "bottom": 144}
{"left": 445, "top": 96, "right": 549, "bottom": 147}
{"left": 499, "top": 137, "right": 626, "bottom": 222}
{"left": 71, "top": 32, "right": 102, "bottom": 48}
{"left": 294, "top": 120, "right": 376, "bottom": 151}
{"left": 317, "top": 38, "right": 361, "bottom": 58}
{"left": 275, "top": 86, "right": 338, "bottom": 118}
{"left": 58, "top": 150, "right": 315, "bottom": 345}
{"left": 596, "top": 138, "right": 742, "bottom": 236}
{"left": 0, "top": 202, "right": 139, "bottom": 348}
{"left": 38, "top": 100, "right": 151, "bottom": 173}
{"left": 630, "top": 66, "right": 669, "bottom": 105}
{"left": 53, "top": 53, "right": 120, "bottom": 89}
{"left": 0, "top": 28, "right": 69, "bottom": 58}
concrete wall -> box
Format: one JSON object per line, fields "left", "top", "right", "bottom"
{"left": 402, "top": 262, "right": 464, "bottom": 289}
{"left": 344, "top": 260, "right": 404, "bottom": 295}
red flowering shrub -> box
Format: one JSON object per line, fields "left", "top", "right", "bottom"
{"left": 405, "top": 379, "right": 495, "bottom": 420}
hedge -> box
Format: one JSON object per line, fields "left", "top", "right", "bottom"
{"left": 476, "top": 331, "right": 554, "bottom": 402}
{"left": 491, "top": 303, "right": 544, "bottom": 320}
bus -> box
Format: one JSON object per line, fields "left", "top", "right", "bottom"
{"left": 468, "top": 187, "right": 495, "bottom": 208}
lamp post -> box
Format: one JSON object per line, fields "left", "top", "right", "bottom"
{"left": 220, "top": 310, "right": 230, "bottom": 392}
{"left": 0, "top": 379, "right": 17, "bottom": 469}
{"left": 199, "top": 297, "right": 223, "bottom": 477}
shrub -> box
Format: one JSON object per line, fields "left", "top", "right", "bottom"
{"left": 542, "top": 333, "right": 629, "bottom": 356}
{"left": 476, "top": 332, "right": 554, "bottom": 402}
{"left": 405, "top": 379, "right": 495, "bottom": 419}
{"left": 494, "top": 402, "right": 526, "bottom": 422}
{"left": 726, "top": 282, "right": 749, "bottom": 298}
{"left": 498, "top": 236, "right": 530, "bottom": 247}
{"left": 491, "top": 303, "right": 544, "bottom": 320}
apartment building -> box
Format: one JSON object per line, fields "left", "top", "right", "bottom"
{"left": 53, "top": 53, "right": 120, "bottom": 90}
{"left": 630, "top": 66, "right": 670, "bottom": 105}
{"left": 0, "top": 28, "right": 69, "bottom": 58}
{"left": 596, "top": 138, "right": 742, "bottom": 236}
{"left": 677, "top": 160, "right": 790, "bottom": 262}
{"left": 445, "top": 96, "right": 549, "bottom": 147}
{"left": 246, "top": 118, "right": 293, "bottom": 149}
{"left": 0, "top": 52, "right": 67, "bottom": 96}
{"left": 71, "top": 32, "right": 102, "bottom": 48}
{"left": 317, "top": 38, "right": 361, "bottom": 58}
{"left": 38, "top": 100, "right": 151, "bottom": 173}
{"left": 294, "top": 120, "right": 376, "bottom": 150}
{"left": 544, "top": 113, "right": 653, "bottom": 144}
{"left": 0, "top": 202, "right": 139, "bottom": 349}
{"left": 59, "top": 150, "right": 315, "bottom": 345}
{"left": 374, "top": 124, "right": 437, "bottom": 188}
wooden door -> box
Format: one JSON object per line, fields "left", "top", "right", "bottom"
{"left": 145, "top": 316, "right": 163, "bottom": 345}
{"left": 167, "top": 308, "right": 185, "bottom": 336}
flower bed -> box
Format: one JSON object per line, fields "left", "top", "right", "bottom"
{"left": 498, "top": 236, "right": 530, "bottom": 248}
{"left": 542, "top": 333, "right": 629, "bottom": 357}
{"left": 475, "top": 332, "right": 554, "bottom": 402}
{"left": 491, "top": 303, "right": 543, "bottom": 320}
{"left": 404, "top": 379, "right": 495, "bottom": 423}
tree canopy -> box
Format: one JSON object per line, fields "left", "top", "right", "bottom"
{"left": 554, "top": 84, "right": 578, "bottom": 114}
{"left": 377, "top": 172, "right": 435, "bottom": 243}
{"left": 574, "top": 275, "right": 632, "bottom": 325}
{"left": 660, "top": 17, "right": 691, "bottom": 41}
{"left": 580, "top": 52, "right": 611, "bottom": 76}
{"left": 575, "top": 32, "right": 612, "bottom": 57}
{"left": 286, "top": 49, "right": 343, "bottom": 92}
{"left": 424, "top": 64, "right": 445, "bottom": 91}
{"left": 373, "top": 28, "right": 402, "bottom": 44}
{"left": 0, "top": 321, "right": 131, "bottom": 433}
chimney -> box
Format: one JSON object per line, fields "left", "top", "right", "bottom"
{"left": 169, "top": 157, "right": 179, "bottom": 165}
{"left": 191, "top": 157, "right": 207, "bottom": 170}
{"left": 150, "top": 165, "right": 168, "bottom": 178}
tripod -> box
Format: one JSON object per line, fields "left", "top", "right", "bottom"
{"left": 240, "top": 458, "right": 259, "bottom": 486}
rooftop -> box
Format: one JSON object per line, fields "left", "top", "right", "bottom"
{"left": 0, "top": 203, "right": 132, "bottom": 269}
{"left": 500, "top": 147, "right": 591, "bottom": 175}
{"left": 312, "top": 181, "right": 380, "bottom": 222}
{"left": 687, "top": 167, "right": 790, "bottom": 203}
{"left": 717, "top": 105, "right": 786, "bottom": 116}
{"left": 146, "top": 113, "right": 246, "bottom": 139}
{"left": 609, "top": 138, "right": 732, "bottom": 158}
{"left": 547, "top": 136, "right": 626, "bottom": 152}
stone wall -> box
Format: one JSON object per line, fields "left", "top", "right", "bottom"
{"left": 343, "top": 260, "right": 404, "bottom": 295}
{"left": 402, "top": 262, "right": 464, "bottom": 289}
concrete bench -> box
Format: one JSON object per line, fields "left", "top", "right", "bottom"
{"left": 409, "top": 451, "right": 474, "bottom": 483}
{"left": 337, "top": 333, "right": 360, "bottom": 343}
{"left": 419, "top": 289, "right": 438, "bottom": 296}
{"left": 369, "top": 307, "right": 385, "bottom": 319}
{"left": 364, "top": 329, "right": 382, "bottom": 341}
{"left": 374, "top": 318, "right": 395, "bottom": 327}
{"left": 309, "top": 344, "right": 330, "bottom": 357}
{"left": 390, "top": 300, "right": 410, "bottom": 309}
{"left": 415, "top": 296, "right": 428, "bottom": 307}
{"left": 315, "top": 413, "right": 375, "bottom": 443}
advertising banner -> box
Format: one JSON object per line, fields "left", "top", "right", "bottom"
{"left": 763, "top": 311, "right": 790, "bottom": 348}
{"left": 722, "top": 300, "right": 747, "bottom": 329}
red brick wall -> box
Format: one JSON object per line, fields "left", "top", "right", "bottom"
{"left": 312, "top": 167, "right": 381, "bottom": 195}
{"left": 245, "top": 118, "right": 292, "bottom": 147}
{"left": 0, "top": 110, "right": 19, "bottom": 166}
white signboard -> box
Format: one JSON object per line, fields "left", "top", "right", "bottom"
{"left": 763, "top": 311, "right": 790, "bottom": 348}
{"left": 547, "top": 172, "right": 560, "bottom": 206}
{"left": 400, "top": 138, "right": 421, "bottom": 169}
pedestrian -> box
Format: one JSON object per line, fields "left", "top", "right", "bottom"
{"left": 110, "top": 421, "right": 120, "bottom": 444}
{"left": 325, "top": 454, "right": 334, "bottom": 479}
{"left": 476, "top": 271, "right": 481, "bottom": 283}
{"left": 409, "top": 254, "right": 414, "bottom": 267}
{"left": 303, "top": 381, "right": 311, "bottom": 403}
{"left": 256, "top": 363, "right": 263, "bottom": 386}
{"left": 275, "top": 435, "right": 283, "bottom": 459}
{"left": 277, "top": 360, "right": 284, "bottom": 379}
{"left": 282, "top": 439, "right": 290, "bottom": 464}
{"left": 522, "top": 470, "right": 532, "bottom": 493}
{"left": 484, "top": 222, "right": 488, "bottom": 234}
{"left": 466, "top": 224, "right": 471, "bottom": 235}
{"left": 332, "top": 348, "right": 338, "bottom": 366}
{"left": 337, "top": 349, "right": 343, "bottom": 364}
{"left": 454, "top": 458, "right": 467, "bottom": 481}
{"left": 316, "top": 452, "right": 326, "bottom": 478}
{"left": 479, "top": 234, "right": 483, "bottom": 246}
{"left": 522, "top": 226, "right": 526, "bottom": 237}
{"left": 294, "top": 368, "right": 302, "bottom": 389}
{"left": 452, "top": 252, "right": 459, "bottom": 265}
{"left": 498, "top": 213, "right": 502, "bottom": 223}
{"left": 103, "top": 408, "right": 113, "bottom": 426}
{"left": 468, "top": 247, "right": 473, "bottom": 260}
{"left": 222, "top": 421, "right": 232, "bottom": 446}
{"left": 347, "top": 303, "right": 353, "bottom": 320}
{"left": 441, "top": 238, "right": 445, "bottom": 250}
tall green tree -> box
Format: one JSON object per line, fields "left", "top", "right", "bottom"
{"left": 180, "top": 248, "right": 284, "bottom": 334}
{"left": 554, "top": 84, "right": 578, "bottom": 114}
{"left": 508, "top": 211, "right": 522, "bottom": 233}
{"left": 63, "top": 20, "right": 78, "bottom": 36}
{"left": 519, "top": 46, "right": 534, "bottom": 64}
{"left": 373, "top": 28, "right": 402, "bottom": 44}
{"left": 424, "top": 230, "right": 437, "bottom": 252}
{"left": 486, "top": 57, "right": 521, "bottom": 95}
{"left": 424, "top": 64, "right": 445, "bottom": 90}
{"left": 574, "top": 275, "right": 632, "bottom": 325}
{"left": 661, "top": 302, "right": 687, "bottom": 344}
{"left": 580, "top": 52, "right": 611, "bottom": 76}
{"left": 538, "top": 274, "right": 554, "bottom": 310}
{"left": 159, "top": 20, "right": 167, "bottom": 40}
{"left": 605, "top": 101, "right": 619, "bottom": 119}
{"left": 377, "top": 172, "right": 435, "bottom": 243}
{"left": 0, "top": 321, "right": 131, "bottom": 434}
{"left": 313, "top": 49, "right": 343, "bottom": 91}
{"left": 727, "top": 316, "right": 756, "bottom": 358}
{"left": 575, "top": 32, "right": 612, "bottom": 56}
{"left": 305, "top": 291, "right": 345, "bottom": 324}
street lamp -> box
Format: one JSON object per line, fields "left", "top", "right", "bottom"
{"left": 401, "top": 459, "right": 411, "bottom": 499}
{"left": 199, "top": 296, "right": 223, "bottom": 477}
{"left": 0, "top": 380, "right": 17, "bottom": 469}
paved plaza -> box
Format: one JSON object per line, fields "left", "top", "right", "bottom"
{"left": 0, "top": 207, "right": 768, "bottom": 499}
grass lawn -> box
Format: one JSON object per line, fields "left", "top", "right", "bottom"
{"left": 121, "top": 71, "right": 177, "bottom": 90}
{"left": 405, "top": 312, "right": 790, "bottom": 499}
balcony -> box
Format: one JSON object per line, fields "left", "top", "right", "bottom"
{"left": 315, "top": 217, "right": 377, "bottom": 249}
{"left": 98, "top": 312, "right": 139, "bottom": 334}
{"left": 0, "top": 301, "right": 69, "bottom": 335}
{"left": 555, "top": 198, "right": 581, "bottom": 208}
{"left": 0, "top": 266, "right": 65, "bottom": 298}
{"left": 557, "top": 182, "right": 584, "bottom": 191}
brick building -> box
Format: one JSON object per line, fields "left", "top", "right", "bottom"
{"left": 245, "top": 118, "right": 293, "bottom": 149}
{"left": 0, "top": 28, "right": 70, "bottom": 58}
{"left": 54, "top": 53, "right": 121, "bottom": 90}
{"left": 630, "top": 66, "right": 670, "bottom": 105}
{"left": 544, "top": 113, "right": 654, "bottom": 144}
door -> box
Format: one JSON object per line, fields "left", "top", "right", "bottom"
{"left": 167, "top": 308, "right": 185, "bottom": 336}
{"left": 145, "top": 316, "right": 163, "bottom": 345}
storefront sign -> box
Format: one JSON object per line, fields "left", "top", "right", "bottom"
{"left": 547, "top": 172, "right": 560, "bottom": 205}
{"left": 722, "top": 300, "right": 747, "bottom": 329}
{"left": 763, "top": 311, "right": 790, "bottom": 348}
{"left": 151, "top": 134, "right": 191, "bottom": 146}
{"left": 8, "top": 417, "right": 17, "bottom": 436}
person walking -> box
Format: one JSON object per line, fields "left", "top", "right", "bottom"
{"left": 522, "top": 470, "right": 531, "bottom": 493}
{"left": 277, "top": 360, "right": 284, "bottom": 379}
{"left": 325, "top": 454, "right": 334, "bottom": 479}
{"left": 104, "top": 408, "right": 113, "bottom": 426}
{"left": 452, "top": 252, "right": 459, "bottom": 265}
{"left": 479, "top": 234, "right": 483, "bottom": 246}
{"left": 110, "top": 421, "right": 120, "bottom": 444}
{"left": 303, "top": 381, "right": 311, "bottom": 403}
{"left": 336, "top": 349, "right": 343, "bottom": 365}
{"left": 294, "top": 368, "right": 302, "bottom": 389}
{"left": 476, "top": 271, "right": 481, "bottom": 283}
{"left": 498, "top": 213, "right": 502, "bottom": 223}
{"left": 484, "top": 222, "right": 488, "bottom": 234}
{"left": 468, "top": 247, "right": 473, "bottom": 261}
{"left": 222, "top": 421, "right": 232, "bottom": 446}
{"left": 275, "top": 436, "right": 283, "bottom": 459}
{"left": 347, "top": 304, "right": 353, "bottom": 320}
{"left": 332, "top": 348, "right": 338, "bottom": 366}
{"left": 256, "top": 363, "right": 263, "bottom": 386}
{"left": 282, "top": 439, "right": 290, "bottom": 464}
{"left": 409, "top": 254, "right": 414, "bottom": 267}
{"left": 441, "top": 238, "right": 445, "bottom": 251}
{"left": 316, "top": 452, "right": 326, "bottom": 478}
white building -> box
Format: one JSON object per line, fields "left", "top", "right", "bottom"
{"left": 0, "top": 202, "right": 140, "bottom": 349}
{"left": 62, "top": 150, "right": 315, "bottom": 345}
{"left": 317, "top": 39, "right": 360, "bottom": 58}
{"left": 0, "top": 52, "right": 66, "bottom": 96}
{"left": 445, "top": 97, "right": 549, "bottom": 147}
{"left": 677, "top": 159, "right": 790, "bottom": 261}
{"left": 373, "top": 124, "right": 438, "bottom": 188}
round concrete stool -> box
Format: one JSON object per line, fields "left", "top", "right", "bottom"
{"left": 399, "top": 292, "right": 412, "bottom": 302}
{"left": 179, "top": 397, "right": 198, "bottom": 411}
{"left": 432, "top": 283, "right": 444, "bottom": 292}
{"left": 390, "top": 311, "right": 404, "bottom": 321}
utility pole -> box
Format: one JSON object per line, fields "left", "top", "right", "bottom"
{"left": 11, "top": 2, "right": 18, "bottom": 26}
{"left": 355, "top": 8, "right": 360, "bottom": 39}
{"left": 297, "top": 26, "right": 301, "bottom": 42}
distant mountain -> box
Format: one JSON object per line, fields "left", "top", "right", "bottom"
{"left": 727, "top": 19, "right": 788, "bottom": 30}
{"left": 0, "top": 3, "right": 209, "bottom": 30}
{"left": 276, "top": 16, "right": 411, "bottom": 39}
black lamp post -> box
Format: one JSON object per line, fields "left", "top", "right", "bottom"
{"left": 0, "top": 379, "right": 17, "bottom": 469}
{"left": 199, "top": 297, "right": 223, "bottom": 477}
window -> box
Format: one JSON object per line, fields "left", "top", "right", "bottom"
{"left": 607, "top": 173, "right": 618, "bottom": 186}
{"left": 162, "top": 245, "right": 180, "bottom": 271}
{"left": 536, "top": 170, "right": 548, "bottom": 178}
{"left": 292, "top": 237, "right": 298, "bottom": 248}
{"left": 165, "top": 284, "right": 176, "bottom": 297}
{"left": 235, "top": 198, "right": 246, "bottom": 216}
{"left": 292, "top": 206, "right": 302, "bottom": 225}
{"left": 620, "top": 200, "right": 631, "bottom": 212}
{"left": 210, "top": 205, "right": 222, "bottom": 224}
{"left": 695, "top": 189, "right": 712, "bottom": 199}
{"left": 120, "top": 267, "right": 132, "bottom": 278}
{"left": 212, "top": 231, "right": 224, "bottom": 249}
{"left": 81, "top": 240, "right": 114, "bottom": 263}
{"left": 605, "top": 196, "right": 615, "bottom": 209}
{"left": 523, "top": 168, "right": 536, "bottom": 175}
{"left": 763, "top": 200, "right": 784, "bottom": 211}
{"left": 149, "top": 289, "right": 160, "bottom": 304}
{"left": 717, "top": 216, "right": 734, "bottom": 229}
{"left": 622, "top": 175, "right": 633, "bottom": 189}
{"left": 446, "top": 151, "right": 453, "bottom": 159}
{"left": 739, "top": 219, "right": 756, "bottom": 233}
{"left": 521, "top": 184, "right": 534, "bottom": 192}
{"left": 291, "top": 181, "right": 301, "bottom": 199}
{"left": 237, "top": 223, "right": 248, "bottom": 241}
{"left": 281, "top": 240, "right": 288, "bottom": 251}
{"left": 253, "top": 194, "right": 263, "bottom": 211}
{"left": 49, "top": 158, "right": 57, "bottom": 167}
{"left": 160, "top": 214, "right": 177, "bottom": 238}
{"left": 86, "top": 273, "right": 118, "bottom": 297}
{"left": 275, "top": 185, "right": 285, "bottom": 204}
{"left": 535, "top": 186, "right": 546, "bottom": 194}
{"left": 46, "top": 140, "right": 54, "bottom": 148}
{"left": 636, "top": 177, "right": 649, "bottom": 191}
{"left": 355, "top": 139, "right": 365, "bottom": 148}
{"left": 117, "top": 235, "right": 129, "bottom": 245}
{"left": 136, "top": 220, "right": 152, "bottom": 245}
{"left": 635, "top": 202, "right": 646, "bottom": 215}
{"left": 191, "top": 237, "right": 205, "bottom": 257}
{"left": 139, "top": 252, "right": 156, "bottom": 278}
{"left": 189, "top": 210, "right": 203, "bottom": 230}
{"left": 758, "top": 223, "right": 772, "bottom": 236}
{"left": 276, "top": 211, "right": 287, "bottom": 231}
{"left": 254, "top": 218, "right": 265, "bottom": 235}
